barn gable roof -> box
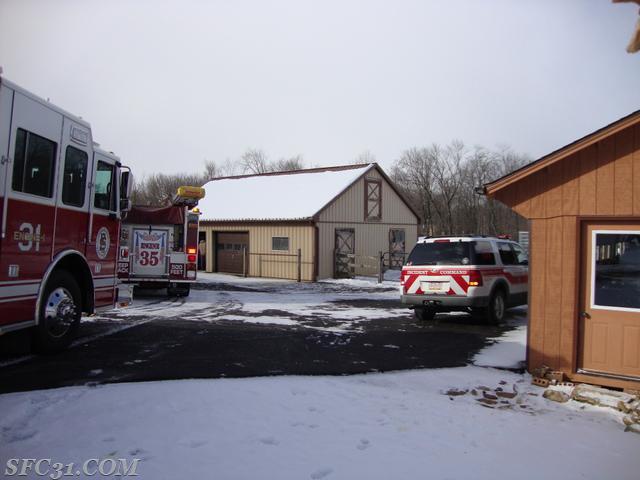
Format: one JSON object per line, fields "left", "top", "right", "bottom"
{"left": 198, "top": 163, "right": 417, "bottom": 222}
{"left": 484, "top": 109, "right": 640, "bottom": 196}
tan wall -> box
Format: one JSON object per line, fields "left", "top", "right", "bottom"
{"left": 493, "top": 121, "right": 640, "bottom": 389}
{"left": 200, "top": 224, "right": 316, "bottom": 281}
{"left": 319, "top": 169, "right": 418, "bottom": 224}
{"left": 317, "top": 169, "right": 419, "bottom": 278}
{"left": 316, "top": 222, "right": 418, "bottom": 278}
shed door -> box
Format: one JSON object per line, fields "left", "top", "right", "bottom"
{"left": 216, "top": 232, "right": 248, "bottom": 274}
{"left": 578, "top": 222, "right": 640, "bottom": 380}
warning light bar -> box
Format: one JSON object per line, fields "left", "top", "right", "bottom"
{"left": 172, "top": 186, "right": 205, "bottom": 207}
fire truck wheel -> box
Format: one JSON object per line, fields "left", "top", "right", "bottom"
{"left": 414, "top": 307, "right": 436, "bottom": 322}
{"left": 168, "top": 285, "right": 191, "bottom": 297}
{"left": 33, "top": 271, "right": 82, "bottom": 353}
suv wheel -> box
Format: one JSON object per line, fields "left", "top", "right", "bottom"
{"left": 486, "top": 289, "right": 506, "bottom": 324}
{"left": 414, "top": 307, "right": 436, "bottom": 322}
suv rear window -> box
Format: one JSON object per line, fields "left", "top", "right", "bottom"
{"left": 406, "top": 241, "right": 496, "bottom": 266}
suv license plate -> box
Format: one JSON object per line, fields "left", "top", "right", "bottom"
{"left": 427, "top": 281, "right": 447, "bottom": 291}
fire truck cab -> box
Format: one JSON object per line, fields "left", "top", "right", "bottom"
{"left": 117, "top": 186, "right": 203, "bottom": 297}
{"left": 0, "top": 77, "right": 132, "bottom": 351}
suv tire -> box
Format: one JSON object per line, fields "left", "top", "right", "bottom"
{"left": 414, "top": 307, "right": 436, "bottom": 322}
{"left": 486, "top": 289, "right": 506, "bottom": 324}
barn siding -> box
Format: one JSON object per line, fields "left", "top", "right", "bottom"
{"left": 316, "top": 169, "right": 418, "bottom": 279}
{"left": 316, "top": 222, "right": 418, "bottom": 279}
{"left": 492, "top": 120, "right": 640, "bottom": 387}
{"left": 199, "top": 224, "right": 315, "bottom": 281}
{"left": 319, "top": 169, "right": 418, "bottom": 225}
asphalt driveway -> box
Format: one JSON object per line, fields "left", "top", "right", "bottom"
{"left": 0, "top": 274, "right": 525, "bottom": 393}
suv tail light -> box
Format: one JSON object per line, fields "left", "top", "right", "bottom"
{"left": 468, "top": 270, "right": 483, "bottom": 287}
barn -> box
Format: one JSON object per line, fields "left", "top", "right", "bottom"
{"left": 484, "top": 110, "right": 640, "bottom": 390}
{"left": 197, "top": 163, "right": 420, "bottom": 281}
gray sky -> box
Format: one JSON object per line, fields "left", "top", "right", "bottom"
{"left": 1, "top": 0, "right": 639, "bottom": 177}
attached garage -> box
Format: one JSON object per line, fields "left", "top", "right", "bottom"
{"left": 215, "top": 232, "right": 249, "bottom": 274}
{"left": 484, "top": 110, "right": 640, "bottom": 391}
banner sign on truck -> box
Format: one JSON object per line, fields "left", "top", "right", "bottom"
{"left": 133, "top": 230, "right": 167, "bottom": 273}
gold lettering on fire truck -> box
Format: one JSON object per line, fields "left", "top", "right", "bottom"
{"left": 14, "top": 223, "right": 44, "bottom": 252}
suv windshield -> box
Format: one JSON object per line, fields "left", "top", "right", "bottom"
{"left": 407, "top": 242, "right": 472, "bottom": 266}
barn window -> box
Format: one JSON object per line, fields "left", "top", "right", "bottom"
{"left": 272, "top": 236, "right": 289, "bottom": 251}
{"left": 364, "top": 179, "right": 381, "bottom": 221}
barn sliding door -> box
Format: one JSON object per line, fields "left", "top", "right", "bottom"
{"left": 578, "top": 222, "right": 640, "bottom": 380}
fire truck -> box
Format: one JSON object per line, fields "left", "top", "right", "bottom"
{"left": 117, "top": 186, "right": 204, "bottom": 297}
{"left": 0, "top": 77, "right": 132, "bottom": 351}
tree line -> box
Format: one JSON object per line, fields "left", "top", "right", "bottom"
{"left": 132, "top": 142, "right": 529, "bottom": 238}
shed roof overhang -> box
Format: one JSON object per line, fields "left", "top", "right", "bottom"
{"left": 484, "top": 109, "right": 640, "bottom": 197}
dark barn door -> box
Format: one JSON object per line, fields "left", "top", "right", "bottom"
{"left": 216, "top": 232, "right": 249, "bottom": 274}
{"left": 334, "top": 228, "right": 355, "bottom": 278}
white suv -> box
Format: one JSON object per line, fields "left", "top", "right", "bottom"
{"left": 400, "top": 236, "right": 528, "bottom": 323}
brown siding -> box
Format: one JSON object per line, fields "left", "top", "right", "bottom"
{"left": 491, "top": 121, "right": 640, "bottom": 389}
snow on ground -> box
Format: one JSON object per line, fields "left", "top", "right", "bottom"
{"left": 1, "top": 367, "right": 637, "bottom": 480}
{"left": 105, "top": 272, "right": 410, "bottom": 333}
{"left": 473, "top": 306, "right": 528, "bottom": 369}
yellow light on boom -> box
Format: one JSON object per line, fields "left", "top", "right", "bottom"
{"left": 176, "top": 186, "right": 205, "bottom": 200}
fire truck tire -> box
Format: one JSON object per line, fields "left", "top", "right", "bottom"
{"left": 414, "top": 307, "right": 436, "bottom": 322}
{"left": 33, "top": 270, "right": 82, "bottom": 353}
{"left": 168, "top": 285, "right": 190, "bottom": 297}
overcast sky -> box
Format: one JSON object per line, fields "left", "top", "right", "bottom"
{"left": 1, "top": 0, "right": 639, "bottom": 177}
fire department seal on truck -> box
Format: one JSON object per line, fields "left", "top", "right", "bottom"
{"left": 96, "top": 227, "right": 110, "bottom": 260}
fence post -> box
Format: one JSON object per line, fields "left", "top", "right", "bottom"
{"left": 378, "top": 251, "right": 384, "bottom": 284}
{"left": 259, "top": 254, "right": 262, "bottom": 278}
{"left": 242, "top": 247, "right": 247, "bottom": 277}
{"left": 297, "top": 248, "right": 302, "bottom": 282}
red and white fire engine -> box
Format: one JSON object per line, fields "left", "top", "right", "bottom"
{"left": 0, "top": 77, "right": 132, "bottom": 351}
{"left": 117, "top": 186, "right": 203, "bottom": 297}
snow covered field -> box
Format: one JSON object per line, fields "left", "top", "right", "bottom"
{"left": 2, "top": 367, "right": 638, "bottom": 480}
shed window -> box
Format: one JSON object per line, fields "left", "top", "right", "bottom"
{"left": 12, "top": 128, "right": 57, "bottom": 198}
{"left": 364, "top": 179, "right": 381, "bottom": 221}
{"left": 272, "top": 236, "right": 289, "bottom": 251}
{"left": 592, "top": 232, "right": 640, "bottom": 311}
{"left": 62, "top": 146, "right": 88, "bottom": 207}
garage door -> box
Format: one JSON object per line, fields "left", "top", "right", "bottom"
{"left": 216, "top": 232, "right": 249, "bottom": 274}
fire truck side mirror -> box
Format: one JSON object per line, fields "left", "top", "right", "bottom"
{"left": 120, "top": 169, "right": 133, "bottom": 212}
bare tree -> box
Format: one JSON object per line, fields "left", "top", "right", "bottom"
{"left": 240, "top": 148, "right": 270, "bottom": 174}
{"left": 391, "top": 141, "right": 530, "bottom": 238}
{"left": 271, "top": 154, "right": 304, "bottom": 172}
{"left": 354, "top": 150, "right": 377, "bottom": 164}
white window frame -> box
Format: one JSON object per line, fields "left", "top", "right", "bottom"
{"left": 590, "top": 229, "right": 640, "bottom": 313}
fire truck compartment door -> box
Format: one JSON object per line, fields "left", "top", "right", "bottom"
{"left": 131, "top": 228, "right": 170, "bottom": 277}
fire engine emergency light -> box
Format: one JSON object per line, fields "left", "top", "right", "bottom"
{"left": 176, "top": 186, "right": 205, "bottom": 200}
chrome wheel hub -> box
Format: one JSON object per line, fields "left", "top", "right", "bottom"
{"left": 44, "top": 287, "right": 77, "bottom": 338}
